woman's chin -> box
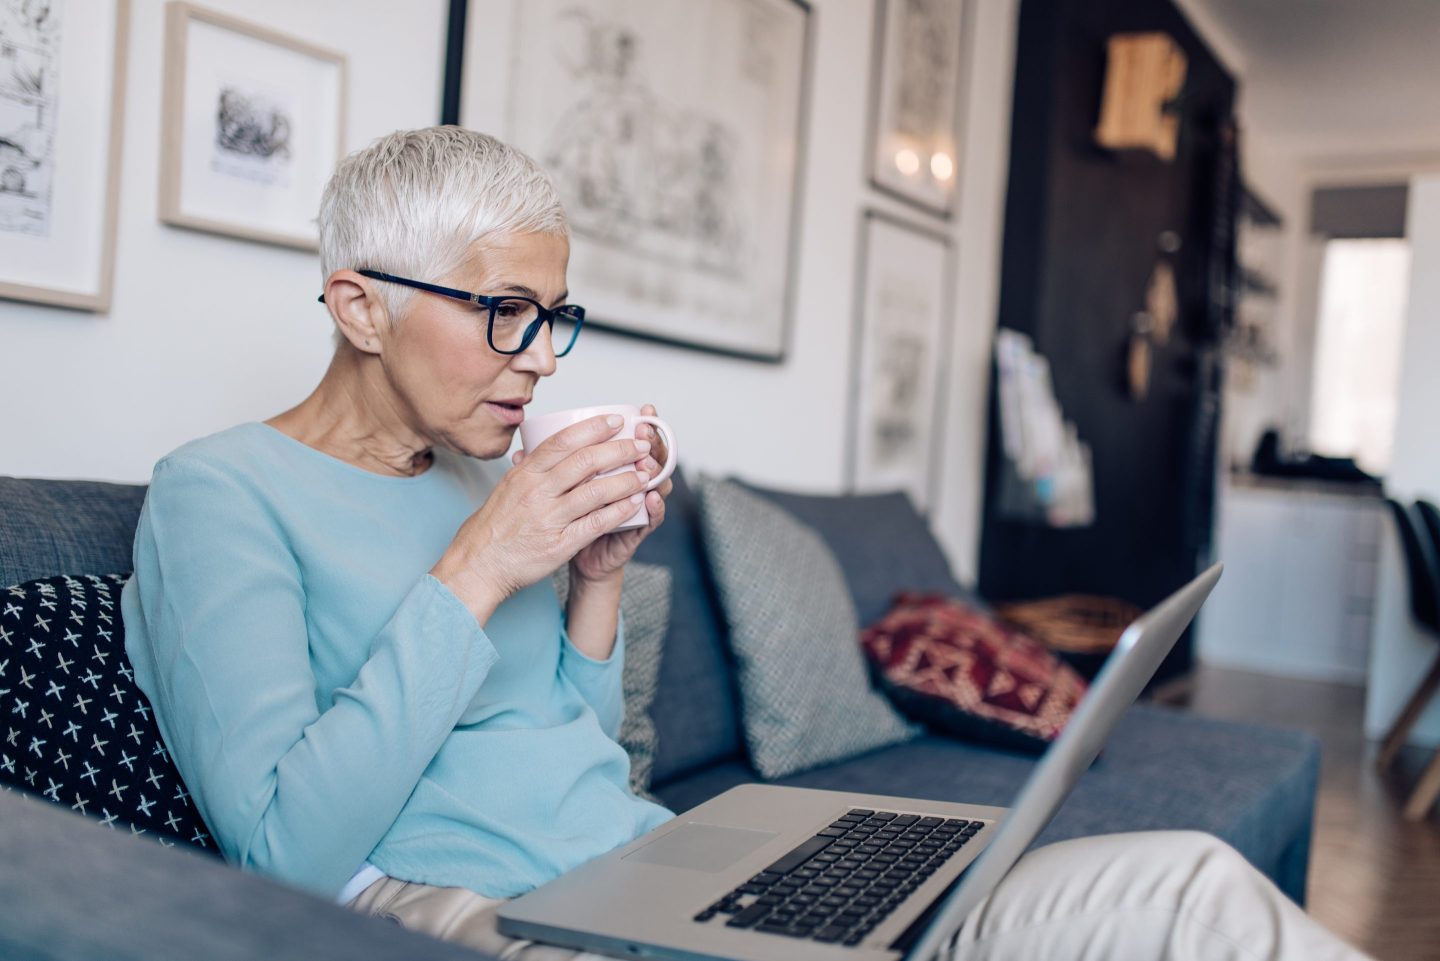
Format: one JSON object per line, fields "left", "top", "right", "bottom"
{"left": 445, "top": 423, "right": 517, "bottom": 461}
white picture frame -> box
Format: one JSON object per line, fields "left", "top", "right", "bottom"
{"left": 847, "top": 210, "right": 954, "bottom": 511}
{"left": 0, "top": 0, "right": 129, "bottom": 311}
{"left": 499, "top": 0, "right": 811, "bottom": 361}
{"left": 868, "top": 0, "right": 968, "bottom": 217}
{"left": 159, "top": 2, "right": 346, "bottom": 250}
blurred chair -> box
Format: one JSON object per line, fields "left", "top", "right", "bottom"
{"left": 1378, "top": 498, "right": 1440, "bottom": 821}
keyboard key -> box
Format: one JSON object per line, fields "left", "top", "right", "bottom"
{"left": 726, "top": 903, "right": 773, "bottom": 928}
{"left": 892, "top": 814, "right": 920, "bottom": 826}
{"left": 764, "top": 835, "right": 835, "bottom": 875}
{"left": 817, "top": 827, "right": 848, "bottom": 838}
{"left": 693, "top": 909, "right": 716, "bottom": 922}
{"left": 849, "top": 809, "right": 875, "bottom": 817}
{"left": 918, "top": 816, "right": 944, "bottom": 827}
{"left": 871, "top": 812, "right": 897, "bottom": 821}
{"left": 843, "top": 933, "right": 865, "bottom": 946}
{"left": 814, "top": 925, "right": 849, "bottom": 942}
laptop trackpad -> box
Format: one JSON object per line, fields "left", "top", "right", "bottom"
{"left": 622, "top": 822, "right": 778, "bottom": 873}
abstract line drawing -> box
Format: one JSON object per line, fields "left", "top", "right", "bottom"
{"left": 0, "top": 0, "right": 62, "bottom": 236}
{"left": 894, "top": 0, "right": 956, "bottom": 143}
{"left": 541, "top": 7, "right": 744, "bottom": 278}
{"left": 504, "top": 0, "right": 807, "bottom": 359}
{"left": 209, "top": 83, "right": 294, "bottom": 187}
{"left": 849, "top": 212, "right": 952, "bottom": 511}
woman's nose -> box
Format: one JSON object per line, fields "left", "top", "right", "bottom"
{"left": 512, "top": 324, "right": 558, "bottom": 376}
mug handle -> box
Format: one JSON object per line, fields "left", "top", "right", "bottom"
{"left": 634, "top": 416, "right": 677, "bottom": 491}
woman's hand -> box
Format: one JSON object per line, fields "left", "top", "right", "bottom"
{"left": 543, "top": 403, "right": 673, "bottom": 588}
{"left": 431, "top": 414, "right": 654, "bottom": 623}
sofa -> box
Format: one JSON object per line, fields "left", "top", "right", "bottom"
{"left": 0, "top": 470, "right": 1321, "bottom": 958}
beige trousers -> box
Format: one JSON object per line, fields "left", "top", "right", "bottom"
{"left": 349, "top": 831, "right": 1372, "bottom": 961}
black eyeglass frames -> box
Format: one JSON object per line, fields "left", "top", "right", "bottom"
{"left": 317, "top": 269, "right": 585, "bottom": 357}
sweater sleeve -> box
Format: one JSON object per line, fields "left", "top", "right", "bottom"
{"left": 122, "top": 456, "right": 498, "bottom": 897}
{"left": 558, "top": 612, "right": 626, "bottom": 740}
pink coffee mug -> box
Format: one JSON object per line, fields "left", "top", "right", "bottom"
{"left": 519, "top": 404, "right": 678, "bottom": 531}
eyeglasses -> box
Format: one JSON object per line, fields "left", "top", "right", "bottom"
{"left": 320, "top": 269, "right": 585, "bottom": 357}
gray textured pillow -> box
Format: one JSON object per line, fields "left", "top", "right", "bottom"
{"left": 696, "top": 476, "right": 919, "bottom": 778}
{"left": 553, "top": 562, "right": 671, "bottom": 801}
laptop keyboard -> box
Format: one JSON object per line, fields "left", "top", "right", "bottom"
{"left": 691, "top": 808, "right": 985, "bottom": 948}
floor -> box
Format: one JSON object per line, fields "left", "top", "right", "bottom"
{"left": 1160, "top": 666, "right": 1440, "bottom": 961}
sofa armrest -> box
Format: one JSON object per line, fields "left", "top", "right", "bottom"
{"left": 0, "top": 790, "right": 492, "bottom": 961}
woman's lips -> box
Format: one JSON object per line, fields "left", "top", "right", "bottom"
{"left": 484, "top": 401, "right": 525, "bottom": 427}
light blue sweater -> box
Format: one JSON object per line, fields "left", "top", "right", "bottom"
{"left": 121, "top": 423, "right": 673, "bottom": 899}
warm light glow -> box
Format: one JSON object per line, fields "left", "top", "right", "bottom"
{"left": 931, "top": 152, "right": 955, "bottom": 180}
{"left": 894, "top": 148, "right": 920, "bottom": 175}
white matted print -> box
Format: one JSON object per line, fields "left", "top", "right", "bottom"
{"left": 159, "top": 2, "right": 344, "bottom": 250}
{"left": 502, "top": 0, "right": 809, "bottom": 361}
{"left": 0, "top": 0, "right": 128, "bottom": 311}
{"left": 869, "top": 0, "right": 967, "bottom": 217}
{"left": 848, "top": 211, "right": 953, "bottom": 511}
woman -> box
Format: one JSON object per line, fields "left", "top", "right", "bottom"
{"left": 123, "top": 128, "right": 1367, "bottom": 960}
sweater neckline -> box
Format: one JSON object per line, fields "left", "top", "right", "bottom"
{"left": 245, "top": 422, "right": 447, "bottom": 486}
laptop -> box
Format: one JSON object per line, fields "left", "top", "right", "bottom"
{"left": 498, "top": 564, "right": 1222, "bottom": 961}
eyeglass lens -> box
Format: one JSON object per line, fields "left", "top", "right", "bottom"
{"left": 489, "top": 298, "right": 581, "bottom": 356}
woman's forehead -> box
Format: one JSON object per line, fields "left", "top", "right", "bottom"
{"left": 460, "top": 232, "right": 569, "bottom": 283}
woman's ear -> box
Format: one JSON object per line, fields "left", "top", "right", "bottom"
{"left": 324, "top": 270, "right": 387, "bottom": 355}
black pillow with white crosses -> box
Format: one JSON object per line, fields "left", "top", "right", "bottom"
{"left": 0, "top": 573, "right": 216, "bottom": 854}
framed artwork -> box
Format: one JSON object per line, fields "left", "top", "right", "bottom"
{"left": 501, "top": 0, "right": 811, "bottom": 361}
{"left": 159, "top": 2, "right": 346, "bottom": 250}
{"left": 868, "top": 0, "right": 968, "bottom": 217}
{"left": 847, "top": 210, "right": 953, "bottom": 511}
{"left": 0, "top": 0, "right": 128, "bottom": 311}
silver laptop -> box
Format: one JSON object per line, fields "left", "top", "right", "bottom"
{"left": 499, "top": 564, "right": 1222, "bottom": 961}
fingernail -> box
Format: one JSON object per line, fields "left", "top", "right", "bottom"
{"left": 606, "top": 415, "right": 623, "bottom": 428}
{"left": 635, "top": 439, "right": 652, "bottom": 453}
{"left": 630, "top": 493, "right": 644, "bottom": 504}
{"left": 635, "top": 471, "right": 651, "bottom": 484}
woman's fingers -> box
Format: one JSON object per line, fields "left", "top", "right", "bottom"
{"left": 569, "top": 489, "right": 646, "bottom": 543}
{"left": 520, "top": 415, "right": 624, "bottom": 473}
{"left": 559, "top": 467, "right": 649, "bottom": 519}
{"left": 547, "top": 437, "right": 652, "bottom": 493}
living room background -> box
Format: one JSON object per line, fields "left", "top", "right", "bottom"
{"left": 0, "top": 0, "right": 1022, "bottom": 586}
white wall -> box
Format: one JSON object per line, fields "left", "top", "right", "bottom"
{"left": 1365, "top": 174, "right": 1440, "bottom": 746}
{"left": 1, "top": 0, "right": 1020, "bottom": 584}
{"left": 0, "top": 0, "right": 449, "bottom": 481}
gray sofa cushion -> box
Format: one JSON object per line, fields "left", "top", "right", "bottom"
{"left": 654, "top": 703, "right": 1320, "bottom": 905}
{"left": 0, "top": 477, "right": 147, "bottom": 585}
{"left": 695, "top": 476, "right": 918, "bottom": 779}
{"left": 736, "top": 482, "right": 979, "bottom": 625}
{"left": 635, "top": 470, "right": 747, "bottom": 786}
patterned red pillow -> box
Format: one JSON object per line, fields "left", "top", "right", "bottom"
{"left": 860, "top": 593, "right": 1087, "bottom": 753}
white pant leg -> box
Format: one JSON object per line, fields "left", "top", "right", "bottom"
{"left": 949, "top": 831, "right": 1372, "bottom": 961}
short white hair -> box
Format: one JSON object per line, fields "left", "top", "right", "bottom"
{"left": 318, "top": 126, "right": 569, "bottom": 322}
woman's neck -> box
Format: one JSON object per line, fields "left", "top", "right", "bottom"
{"left": 266, "top": 346, "right": 435, "bottom": 477}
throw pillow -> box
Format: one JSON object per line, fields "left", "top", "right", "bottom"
{"left": 695, "top": 476, "right": 918, "bottom": 779}
{"left": 552, "top": 562, "right": 672, "bottom": 801}
{"left": 0, "top": 573, "right": 217, "bottom": 852}
{"left": 861, "top": 593, "right": 1088, "bottom": 753}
